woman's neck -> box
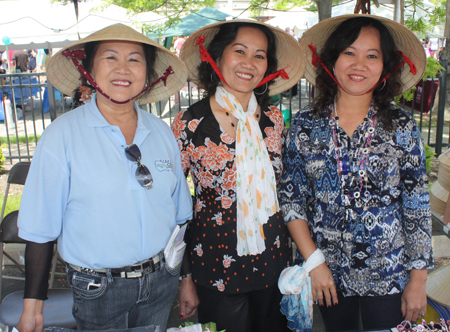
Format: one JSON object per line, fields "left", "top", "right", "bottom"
{"left": 96, "top": 97, "right": 138, "bottom": 145}
{"left": 335, "top": 90, "right": 373, "bottom": 118}
{"left": 220, "top": 85, "right": 253, "bottom": 112}
{"left": 334, "top": 91, "right": 374, "bottom": 137}
{"left": 96, "top": 97, "right": 136, "bottom": 124}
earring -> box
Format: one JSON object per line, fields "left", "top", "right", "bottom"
{"left": 332, "top": 67, "right": 335, "bottom": 76}
{"left": 254, "top": 83, "right": 268, "bottom": 95}
{"left": 211, "top": 72, "right": 220, "bottom": 86}
{"left": 379, "top": 80, "right": 386, "bottom": 90}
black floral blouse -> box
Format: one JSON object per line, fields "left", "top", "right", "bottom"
{"left": 172, "top": 98, "right": 291, "bottom": 294}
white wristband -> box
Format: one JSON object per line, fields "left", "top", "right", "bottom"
{"left": 303, "top": 249, "right": 325, "bottom": 273}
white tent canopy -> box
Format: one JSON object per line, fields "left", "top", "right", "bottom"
{"left": 0, "top": 0, "right": 166, "bottom": 51}
{"left": 265, "top": 7, "right": 318, "bottom": 37}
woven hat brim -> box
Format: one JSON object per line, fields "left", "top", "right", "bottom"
{"left": 438, "top": 149, "right": 450, "bottom": 166}
{"left": 430, "top": 181, "right": 449, "bottom": 215}
{"left": 180, "top": 19, "right": 306, "bottom": 96}
{"left": 47, "top": 23, "right": 187, "bottom": 105}
{"left": 298, "top": 14, "right": 426, "bottom": 95}
{"left": 426, "top": 264, "right": 450, "bottom": 307}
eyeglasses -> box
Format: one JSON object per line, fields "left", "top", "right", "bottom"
{"left": 125, "top": 144, "right": 153, "bottom": 189}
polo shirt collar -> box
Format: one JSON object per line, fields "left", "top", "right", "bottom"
{"left": 84, "top": 93, "right": 151, "bottom": 144}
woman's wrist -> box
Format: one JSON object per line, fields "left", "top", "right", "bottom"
{"left": 179, "top": 273, "right": 192, "bottom": 281}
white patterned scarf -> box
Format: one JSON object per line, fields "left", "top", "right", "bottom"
{"left": 215, "top": 86, "right": 279, "bottom": 256}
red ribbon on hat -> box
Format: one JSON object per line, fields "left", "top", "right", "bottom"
{"left": 62, "top": 49, "right": 174, "bottom": 105}
{"left": 308, "top": 45, "right": 418, "bottom": 96}
{"left": 397, "top": 51, "right": 417, "bottom": 75}
{"left": 197, "top": 36, "right": 290, "bottom": 93}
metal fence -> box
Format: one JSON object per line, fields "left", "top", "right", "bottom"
{"left": 0, "top": 61, "right": 449, "bottom": 162}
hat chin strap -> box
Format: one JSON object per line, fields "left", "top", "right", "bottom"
{"left": 196, "top": 36, "right": 290, "bottom": 94}
{"left": 308, "top": 44, "right": 417, "bottom": 96}
{"left": 62, "top": 49, "right": 174, "bottom": 105}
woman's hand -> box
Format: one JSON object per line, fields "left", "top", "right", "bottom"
{"left": 16, "top": 299, "right": 45, "bottom": 332}
{"left": 178, "top": 276, "right": 200, "bottom": 319}
{"left": 401, "top": 269, "right": 428, "bottom": 323}
{"left": 286, "top": 219, "right": 338, "bottom": 307}
{"left": 310, "top": 262, "right": 338, "bottom": 308}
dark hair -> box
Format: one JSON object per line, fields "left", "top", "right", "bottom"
{"left": 197, "top": 23, "right": 278, "bottom": 110}
{"left": 312, "top": 17, "right": 403, "bottom": 130}
{"left": 74, "top": 41, "right": 157, "bottom": 102}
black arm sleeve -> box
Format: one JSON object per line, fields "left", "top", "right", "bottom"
{"left": 180, "top": 220, "right": 192, "bottom": 276}
{"left": 24, "top": 241, "right": 54, "bottom": 300}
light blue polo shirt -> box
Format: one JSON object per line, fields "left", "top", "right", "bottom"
{"left": 18, "top": 94, "right": 193, "bottom": 269}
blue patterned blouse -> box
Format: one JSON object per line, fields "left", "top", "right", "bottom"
{"left": 278, "top": 105, "right": 433, "bottom": 297}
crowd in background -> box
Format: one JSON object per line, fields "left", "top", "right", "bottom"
{"left": 423, "top": 36, "right": 445, "bottom": 60}
{"left": 0, "top": 48, "right": 53, "bottom": 74}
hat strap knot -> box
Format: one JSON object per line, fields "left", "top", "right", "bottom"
{"left": 308, "top": 45, "right": 320, "bottom": 68}
{"left": 196, "top": 36, "right": 228, "bottom": 85}
{"left": 62, "top": 49, "right": 86, "bottom": 60}
{"left": 308, "top": 44, "right": 344, "bottom": 91}
{"left": 256, "top": 69, "right": 289, "bottom": 88}
{"left": 373, "top": 51, "right": 418, "bottom": 91}
{"left": 397, "top": 51, "right": 417, "bottom": 75}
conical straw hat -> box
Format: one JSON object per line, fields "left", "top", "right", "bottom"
{"left": 298, "top": 14, "right": 426, "bottom": 95}
{"left": 47, "top": 23, "right": 187, "bottom": 105}
{"left": 180, "top": 19, "right": 306, "bottom": 96}
{"left": 426, "top": 264, "right": 450, "bottom": 308}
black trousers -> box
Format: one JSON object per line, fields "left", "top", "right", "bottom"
{"left": 196, "top": 283, "right": 290, "bottom": 332}
{"left": 319, "top": 292, "right": 404, "bottom": 331}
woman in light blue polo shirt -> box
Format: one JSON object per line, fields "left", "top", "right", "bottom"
{"left": 17, "top": 24, "right": 192, "bottom": 332}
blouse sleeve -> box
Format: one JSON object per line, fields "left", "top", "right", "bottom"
{"left": 278, "top": 113, "right": 312, "bottom": 224}
{"left": 171, "top": 109, "right": 194, "bottom": 177}
{"left": 398, "top": 114, "right": 433, "bottom": 270}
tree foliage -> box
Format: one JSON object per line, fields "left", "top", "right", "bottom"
{"left": 404, "top": 0, "right": 446, "bottom": 36}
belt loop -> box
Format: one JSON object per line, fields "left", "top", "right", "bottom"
{"left": 106, "top": 268, "right": 114, "bottom": 283}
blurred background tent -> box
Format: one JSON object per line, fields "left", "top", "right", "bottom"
{"left": 147, "top": 7, "right": 231, "bottom": 48}
{"left": 265, "top": 7, "right": 318, "bottom": 39}
{"left": 0, "top": 0, "right": 166, "bottom": 51}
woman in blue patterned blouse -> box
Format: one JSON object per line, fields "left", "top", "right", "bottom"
{"left": 278, "top": 15, "right": 433, "bottom": 331}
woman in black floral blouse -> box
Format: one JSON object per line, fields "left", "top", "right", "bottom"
{"left": 171, "top": 20, "right": 305, "bottom": 332}
{"left": 279, "top": 15, "right": 433, "bottom": 331}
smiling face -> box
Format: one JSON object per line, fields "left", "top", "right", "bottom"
{"left": 90, "top": 41, "right": 147, "bottom": 105}
{"left": 218, "top": 26, "right": 268, "bottom": 97}
{"left": 334, "top": 26, "right": 384, "bottom": 97}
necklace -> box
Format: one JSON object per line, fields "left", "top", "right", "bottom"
{"left": 329, "top": 99, "right": 376, "bottom": 209}
{"left": 225, "top": 111, "right": 260, "bottom": 131}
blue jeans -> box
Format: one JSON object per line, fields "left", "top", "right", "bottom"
{"left": 66, "top": 264, "right": 179, "bottom": 331}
